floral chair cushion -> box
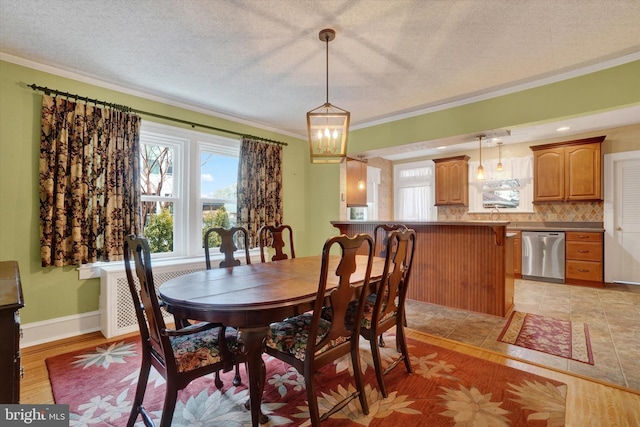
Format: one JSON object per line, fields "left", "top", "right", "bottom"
{"left": 322, "top": 291, "right": 396, "bottom": 330}
{"left": 267, "top": 313, "right": 348, "bottom": 361}
{"left": 170, "top": 325, "right": 241, "bottom": 373}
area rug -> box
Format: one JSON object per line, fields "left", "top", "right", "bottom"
{"left": 47, "top": 333, "right": 567, "bottom": 426}
{"left": 498, "top": 311, "right": 594, "bottom": 365}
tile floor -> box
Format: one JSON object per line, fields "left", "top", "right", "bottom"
{"left": 404, "top": 278, "right": 640, "bottom": 390}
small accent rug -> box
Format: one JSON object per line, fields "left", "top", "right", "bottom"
{"left": 47, "top": 332, "right": 567, "bottom": 426}
{"left": 498, "top": 311, "right": 594, "bottom": 365}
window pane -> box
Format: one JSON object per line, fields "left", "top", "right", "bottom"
{"left": 142, "top": 201, "right": 174, "bottom": 253}
{"left": 141, "top": 144, "right": 175, "bottom": 197}
{"left": 482, "top": 179, "right": 521, "bottom": 209}
{"left": 202, "top": 205, "right": 233, "bottom": 249}
{"left": 201, "top": 152, "right": 238, "bottom": 200}
{"left": 200, "top": 151, "right": 239, "bottom": 249}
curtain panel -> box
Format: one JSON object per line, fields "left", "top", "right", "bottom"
{"left": 237, "top": 137, "right": 283, "bottom": 247}
{"left": 39, "top": 95, "right": 142, "bottom": 267}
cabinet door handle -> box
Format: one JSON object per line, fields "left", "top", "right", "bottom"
{"left": 577, "top": 250, "right": 590, "bottom": 253}
{"left": 578, "top": 235, "right": 589, "bottom": 239}
{"left": 577, "top": 269, "right": 590, "bottom": 273}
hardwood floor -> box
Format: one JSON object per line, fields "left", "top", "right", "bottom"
{"left": 20, "top": 329, "right": 640, "bottom": 425}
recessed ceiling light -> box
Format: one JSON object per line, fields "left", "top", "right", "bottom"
{"left": 437, "top": 146, "right": 446, "bottom": 150}
{"left": 556, "top": 126, "right": 571, "bottom": 132}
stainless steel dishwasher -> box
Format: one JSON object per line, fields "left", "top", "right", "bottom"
{"left": 522, "top": 231, "right": 565, "bottom": 283}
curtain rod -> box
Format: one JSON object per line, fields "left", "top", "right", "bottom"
{"left": 28, "top": 83, "right": 288, "bottom": 147}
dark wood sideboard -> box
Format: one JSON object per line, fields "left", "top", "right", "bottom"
{"left": 0, "top": 261, "right": 24, "bottom": 403}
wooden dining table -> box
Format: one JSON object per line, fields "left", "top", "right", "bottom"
{"left": 158, "top": 254, "right": 384, "bottom": 427}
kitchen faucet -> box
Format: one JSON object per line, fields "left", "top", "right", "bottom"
{"left": 490, "top": 207, "right": 500, "bottom": 220}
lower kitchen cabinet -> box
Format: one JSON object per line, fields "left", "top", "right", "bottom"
{"left": 565, "top": 232, "right": 603, "bottom": 285}
{"left": 513, "top": 231, "right": 522, "bottom": 277}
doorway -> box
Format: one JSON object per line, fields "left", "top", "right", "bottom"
{"left": 604, "top": 151, "right": 640, "bottom": 284}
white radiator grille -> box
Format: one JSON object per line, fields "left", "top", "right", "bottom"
{"left": 100, "top": 261, "right": 205, "bottom": 338}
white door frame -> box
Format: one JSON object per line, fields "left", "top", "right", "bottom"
{"left": 604, "top": 150, "right": 640, "bottom": 284}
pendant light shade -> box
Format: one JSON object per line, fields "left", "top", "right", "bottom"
{"left": 357, "top": 156, "right": 366, "bottom": 190}
{"left": 476, "top": 135, "right": 485, "bottom": 181}
{"left": 307, "top": 29, "right": 350, "bottom": 164}
{"left": 496, "top": 141, "right": 504, "bottom": 171}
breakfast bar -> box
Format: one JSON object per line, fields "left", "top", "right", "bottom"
{"left": 332, "top": 220, "right": 514, "bottom": 317}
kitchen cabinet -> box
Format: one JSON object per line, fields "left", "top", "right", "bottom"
{"left": 434, "top": 155, "right": 469, "bottom": 206}
{"left": 566, "top": 231, "right": 603, "bottom": 285}
{"left": 346, "top": 158, "right": 367, "bottom": 207}
{"left": 0, "top": 261, "right": 24, "bottom": 403}
{"left": 513, "top": 231, "right": 522, "bottom": 277}
{"left": 531, "top": 136, "right": 604, "bottom": 202}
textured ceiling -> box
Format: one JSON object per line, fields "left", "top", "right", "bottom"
{"left": 1, "top": 0, "right": 640, "bottom": 151}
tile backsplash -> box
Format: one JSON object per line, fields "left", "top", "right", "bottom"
{"left": 438, "top": 201, "right": 604, "bottom": 222}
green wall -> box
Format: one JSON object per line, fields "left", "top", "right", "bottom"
{"left": 348, "top": 61, "right": 640, "bottom": 153}
{"left": 1, "top": 58, "right": 639, "bottom": 326}
{"left": 0, "top": 60, "right": 310, "bottom": 324}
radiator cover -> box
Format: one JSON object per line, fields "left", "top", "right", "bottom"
{"left": 99, "top": 260, "right": 205, "bottom": 338}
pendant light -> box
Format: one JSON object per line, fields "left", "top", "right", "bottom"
{"left": 357, "top": 156, "right": 366, "bottom": 190}
{"left": 476, "top": 135, "right": 485, "bottom": 180}
{"left": 496, "top": 141, "right": 504, "bottom": 171}
{"left": 307, "top": 29, "right": 350, "bottom": 164}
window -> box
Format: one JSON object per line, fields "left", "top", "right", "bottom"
{"left": 481, "top": 179, "right": 521, "bottom": 209}
{"left": 140, "top": 121, "right": 240, "bottom": 257}
{"left": 394, "top": 160, "right": 436, "bottom": 221}
{"left": 468, "top": 156, "right": 534, "bottom": 213}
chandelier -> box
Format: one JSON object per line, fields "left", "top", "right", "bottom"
{"left": 307, "top": 29, "right": 350, "bottom": 164}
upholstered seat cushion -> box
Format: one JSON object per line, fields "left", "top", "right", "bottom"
{"left": 267, "top": 313, "right": 348, "bottom": 361}
{"left": 170, "top": 325, "right": 241, "bottom": 373}
{"left": 322, "top": 292, "right": 395, "bottom": 330}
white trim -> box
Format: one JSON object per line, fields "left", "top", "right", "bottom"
{"left": 20, "top": 311, "right": 101, "bottom": 348}
{"left": 0, "top": 52, "right": 300, "bottom": 139}
{"left": 4, "top": 50, "right": 639, "bottom": 138}
{"left": 351, "top": 52, "right": 640, "bottom": 130}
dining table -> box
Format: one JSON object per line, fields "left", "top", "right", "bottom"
{"left": 158, "top": 254, "right": 385, "bottom": 427}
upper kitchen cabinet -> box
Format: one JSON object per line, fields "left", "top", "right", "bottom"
{"left": 531, "top": 136, "right": 605, "bottom": 202}
{"left": 434, "top": 155, "right": 469, "bottom": 206}
{"left": 346, "top": 157, "right": 367, "bottom": 207}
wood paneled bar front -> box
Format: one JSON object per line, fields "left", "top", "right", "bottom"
{"left": 331, "top": 221, "right": 514, "bottom": 317}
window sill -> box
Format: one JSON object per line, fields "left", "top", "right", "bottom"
{"left": 77, "top": 249, "right": 261, "bottom": 280}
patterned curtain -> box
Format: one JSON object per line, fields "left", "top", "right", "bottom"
{"left": 237, "top": 137, "right": 283, "bottom": 247}
{"left": 39, "top": 95, "right": 142, "bottom": 266}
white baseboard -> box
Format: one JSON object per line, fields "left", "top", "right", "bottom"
{"left": 21, "top": 310, "right": 102, "bottom": 348}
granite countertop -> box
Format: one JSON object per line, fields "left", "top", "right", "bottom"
{"left": 506, "top": 222, "right": 605, "bottom": 233}
{"left": 331, "top": 220, "right": 511, "bottom": 227}
{"left": 332, "top": 220, "right": 605, "bottom": 232}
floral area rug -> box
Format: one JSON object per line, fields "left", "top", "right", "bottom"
{"left": 47, "top": 332, "right": 567, "bottom": 426}
{"left": 498, "top": 311, "right": 594, "bottom": 365}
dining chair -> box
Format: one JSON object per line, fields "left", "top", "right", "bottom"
{"left": 123, "top": 235, "right": 245, "bottom": 427}
{"left": 258, "top": 224, "right": 295, "bottom": 262}
{"left": 203, "top": 226, "right": 251, "bottom": 386}
{"left": 373, "top": 223, "right": 407, "bottom": 258}
{"left": 204, "top": 226, "right": 251, "bottom": 269}
{"left": 266, "top": 233, "right": 374, "bottom": 426}
{"left": 360, "top": 227, "right": 416, "bottom": 398}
